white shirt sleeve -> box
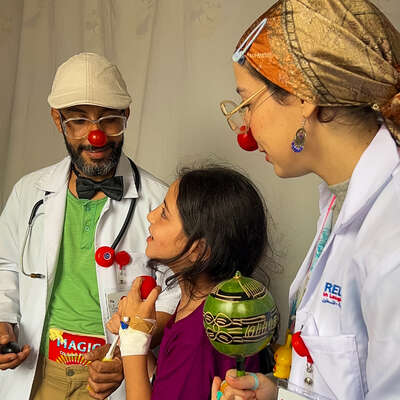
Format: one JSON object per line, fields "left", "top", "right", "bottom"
{"left": 126, "top": 252, "right": 180, "bottom": 315}
{"left": 154, "top": 264, "right": 181, "bottom": 315}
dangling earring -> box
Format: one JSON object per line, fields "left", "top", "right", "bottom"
{"left": 291, "top": 119, "right": 307, "bottom": 153}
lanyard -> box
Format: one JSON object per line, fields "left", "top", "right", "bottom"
{"left": 274, "top": 196, "right": 336, "bottom": 383}
{"left": 288, "top": 195, "right": 336, "bottom": 333}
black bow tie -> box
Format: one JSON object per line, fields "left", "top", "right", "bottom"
{"left": 76, "top": 176, "right": 124, "bottom": 200}
{"left": 72, "top": 165, "right": 124, "bottom": 201}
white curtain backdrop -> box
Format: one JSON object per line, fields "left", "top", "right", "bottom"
{"left": 1, "top": 0, "right": 399, "bottom": 341}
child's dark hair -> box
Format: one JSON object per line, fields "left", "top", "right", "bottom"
{"left": 149, "top": 164, "right": 270, "bottom": 299}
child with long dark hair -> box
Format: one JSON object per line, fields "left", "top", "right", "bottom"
{"left": 109, "top": 165, "right": 275, "bottom": 400}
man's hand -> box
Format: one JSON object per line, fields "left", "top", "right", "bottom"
{"left": 0, "top": 322, "right": 30, "bottom": 370}
{"left": 85, "top": 344, "right": 124, "bottom": 399}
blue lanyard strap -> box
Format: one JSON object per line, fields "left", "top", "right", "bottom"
{"left": 288, "top": 195, "right": 336, "bottom": 332}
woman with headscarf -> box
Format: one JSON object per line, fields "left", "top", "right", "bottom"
{"left": 213, "top": 1, "right": 400, "bottom": 399}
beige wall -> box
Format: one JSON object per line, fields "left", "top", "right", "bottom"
{"left": 0, "top": 0, "right": 399, "bottom": 342}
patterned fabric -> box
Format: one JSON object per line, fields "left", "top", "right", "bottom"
{"left": 236, "top": 0, "right": 400, "bottom": 144}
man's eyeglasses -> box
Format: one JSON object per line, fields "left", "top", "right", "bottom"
{"left": 59, "top": 112, "right": 127, "bottom": 139}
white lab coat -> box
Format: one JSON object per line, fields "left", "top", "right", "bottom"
{"left": 0, "top": 154, "right": 181, "bottom": 400}
{"left": 289, "top": 126, "right": 400, "bottom": 400}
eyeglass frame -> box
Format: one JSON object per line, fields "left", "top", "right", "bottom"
{"left": 220, "top": 86, "right": 272, "bottom": 132}
{"left": 58, "top": 110, "right": 127, "bottom": 139}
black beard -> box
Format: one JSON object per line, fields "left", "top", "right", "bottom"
{"left": 63, "top": 136, "right": 124, "bottom": 177}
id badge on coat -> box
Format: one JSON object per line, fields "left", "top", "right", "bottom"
{"left": 277, "top": 380, "right": 333, "bottom": 400}
{"left": 105, "top": 290, "right": 129, "bottom": 320}
{"left": 278, "top": 387, "right": 311, "bottom": 400}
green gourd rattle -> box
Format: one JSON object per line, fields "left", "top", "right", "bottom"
{"left": 203, "top": 271, "right": 279, "bottom": 376}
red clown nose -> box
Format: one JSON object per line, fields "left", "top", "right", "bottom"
{"left": 237, "top": 126, "right": 258, "bottom": 151}
{"left": 88, "top": 130, "right": 107, "bottom": 147}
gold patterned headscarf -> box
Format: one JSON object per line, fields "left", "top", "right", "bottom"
{"left": 236, "top": 0, "right": 400, "bottom": 144}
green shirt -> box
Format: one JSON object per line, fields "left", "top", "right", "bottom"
{"left": 40, "top": 191, "right": 107, "bottom": 356}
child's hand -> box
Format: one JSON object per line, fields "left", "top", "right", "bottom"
{"left": 106, "top": 313, "right": 121, "bottom": 335}
{"left": 118, "top": 276, "right": 161, "bottom": 322}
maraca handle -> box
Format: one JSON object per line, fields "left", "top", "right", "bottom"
{"left": 236, "top": 357, "right": 246, "bottom": 376}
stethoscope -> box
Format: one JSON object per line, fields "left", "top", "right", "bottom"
{"left": 21, "top": 158, "right": 141, "bottom": 279}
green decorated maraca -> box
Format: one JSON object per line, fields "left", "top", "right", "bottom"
{"left": 203, "top": 271, "right": 279, "bottom": 376}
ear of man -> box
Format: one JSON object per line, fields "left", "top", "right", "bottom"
{"left": 50, "top": 108, "right": 63, "bottom": 134}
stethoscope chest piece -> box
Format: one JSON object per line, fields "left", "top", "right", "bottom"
{"left": 95, "top": 246, "right": 115, "bottom": 268}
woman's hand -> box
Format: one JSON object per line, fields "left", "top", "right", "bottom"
{"left": 211, "top": 369, "right": 277, "bottom": 400}
{"left": 118, "top": 276, "right": 161, "bottom": 322}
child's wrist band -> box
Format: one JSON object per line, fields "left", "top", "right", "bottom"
{"left": 119, "top": 326, "right": 152, "bottom": 356}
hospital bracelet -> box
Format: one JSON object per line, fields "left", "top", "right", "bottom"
{"left": 119, "top": 326, "right": 152, "bottom": 356}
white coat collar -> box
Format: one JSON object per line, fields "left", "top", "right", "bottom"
{"left": 34, "top": 153, "right": 139, "bottom": 199}
{"left": 318, "top": 125, "right": 400, "bottom": 228}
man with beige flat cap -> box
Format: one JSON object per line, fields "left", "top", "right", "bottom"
{"left": 0, "top": 52, "right": 180, "bottom": 400}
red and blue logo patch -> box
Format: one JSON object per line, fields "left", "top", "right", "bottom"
{"left": 321, "top": 282, "right": 342, "bottom": 308}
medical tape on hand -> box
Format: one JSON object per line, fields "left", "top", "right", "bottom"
{"left": 119, "top": 326, "right": 152, "bottom": 356}
{"left": 130, "top": 316, "right": 156, "bottom": 334}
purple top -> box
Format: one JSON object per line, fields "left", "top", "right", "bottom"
{"left": 151, "top": 301, "right": 260, "bottom": 400}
